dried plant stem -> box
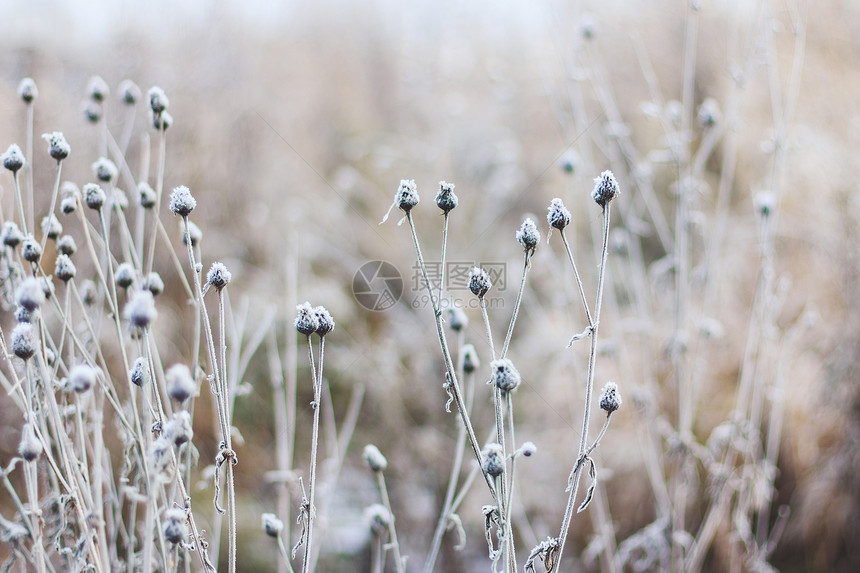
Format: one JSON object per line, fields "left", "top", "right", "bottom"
{"left": 480, "top": 297, "right": 496, "bottom": 361}
{"left": 560, "top": 230, "right": 593, "bottom": 327}
{"left": 438, "top": 212, "right": 449, "bottom": 306}
{"left": 500, "top": 252, "right": 530, "bottom": 360}
{"left": 12, "top": 172, "right": 28, "bottom": 236}
{"left": 25, "top": 103, "right": 34, "bottom": 234}
{"left": 39, "top": 162, "right": 63, "bottom": 254}
{"left": 375, "top": 471, "right": 406, "bottom": 573}
{"left": 556, "top": 203, "right": 611, "bottom": 567}
{"left": 301, "top": 335, "right": 322, "bottom": 573}
{"left": 144, "top": 130, "right": 167, "bottom": 278}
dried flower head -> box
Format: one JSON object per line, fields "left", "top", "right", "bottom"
{"left": 150, "top": 436, "right": 174, "bottom": 481}
{"left": 125, "top": 290, "right": 157, "bottom": 329}
{"left": 469, "top": 267, "right": 492, "bottom": 297}
{"left": 92, "top": 157, "right": 118, "bottom": 183}
{"left": 182, "top": 220, "right": 202, "bottom": 247}
{"left": 162, "top": 508, "right": 187, "bottom": 545}
{"left": 42, "top": 132, "right": 70, "bottom": 161}
{"left": 56, "top": 234, "right": 77, "bottom": 256}
{"left": 19, "top": 423, "right": 42, "bottom": 462}
{"left": 490, "top": 358, "right": 521, "bottom": 393}
{"left": 520, "top": 441, "right": 537, "bottom": 457}
{"left": 559, "top": 150, "right": 579, "bottom": 174}
{"left": 118, "top": 79, "right": 141, "bottom": 104}
{"left": 206, "top": 262, "right": 232, "bottom": 291}
{"left": 144, "top": 272, "right": 164, "bottom": 296}
{"left": 435, "top": 181, "right": 458, "bottom": 213}
{"left": 18, "top": 78, "right": 38, "bottom": 104}
{"left": 294, "top": 302, "right": 318, "bottom": 336}
{"left": 130, "top": 357, "right": 150, "bottom": 387}
{"left": 363, "top": 444, "right": 388, "bottom": 472}
{"left": 754, "top": 191, "right": 775, "bottom": 218}
{"left": 314, "top": 306, "right": 335, "bottom": 336}
{"left": 21, "top": 236, "right": 42, "bottom": 263}
{"left": 482, "top": 443, "right": 505, "bottom": 477}
{"left": 365, "top": 504, "right": 391, "bottom": 534}
{"left": 83, "top": 183, "right": 106, "bottom": 211}
{"left": 41, "top": 214, "right": 62, "bottom": 239}
{"left": 697, "top": 98, "right": 721, "bottom": 128}
{"left": 80, "top": 280, "right": 97, "bottom": 306}
{"left": 169, "top": 185, "right": 196, "bottom": 217}
{"left": 166, "top": 364, "right": 195, "bottom": 403}
{"left": 54, "top": 254, "right": 76, "bottom": 282}
{"left": 592, "top": 170, "right": 619, "bottom": 207}
{"left": 599, "top": 381, "right": 622, "bottom": 414}
{"left": 11, "top": 323, "right": 36, "bottom": 360}
{"left": 1, "top": 222, "right": 23, "bottom": 247}
{"left": 460, "top": 344, "right": 480, "bottom": 373}
{"left": 262, "top": 513, "right": 284, "bottom": 538}
{"left": 69, "top": 364, "right": 97, "bottom": 393}
{"left": 83, "top": 101, "right": 102, "bottom": 123}
{"left": 164, "top": 411, "right": 194, "bottom": 446}
{"left": 547, "top": 198, "right": 571, "bottom": 231}
{"left": 2, "top": 144, "right": 25, "bottom": 173}
{"left": 60, "top": 182, "right": 81, "bottom": 214}
{"left": 86, "top": 75, "right": 110, "bottom": 102}
{"left": 516, "top": 217, "right": 540, "bottom": 255}
{"left": 15, "top": 305, "right": 35, "bottom": 323}
{"left": 152, "top": 111, "right": 173, "bottom": 131}
{"left": 381, "top": 179, "right": 419, "bottom": 223}
{"left": 110, "top": 188, "right": 129, "bottom": 211}
{"left": 148, "top": 86, "right": 170, "bottom": 114}
{"left": 16, "top": 277, "right": 45, "bottom": 311}
{"left": 114, "top": 262, "right": 136, "bottom": 289}
{"left": 138, "top": 182, "right": 157, "bottom": 209}
{"left": 447, "top": 306, "right": 468, "bottom": 332}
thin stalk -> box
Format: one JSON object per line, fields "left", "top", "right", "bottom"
{"left": 376, "top": 472, "right": 406, "bottom": 573}
{"left": 25, "top": 103, "right": 34, "bottom": 234}
{"left": 560, "top": 230, "right": 593, "bottom": 327}
{"left": 39, "top": 162, "right": 63, "bottom": 254}
{"left": 13, "top": 172, "right": 28, "bottom": 236}
{"left": 480, "top": 297, "right": 496, "bottom": 361}
{"left": 504, "top": 392, "right": 518, "bottom": 570}
{"left": 438, "top": 212, "right": 449, "bottom": 306}
{"left": 500, "top": 252, "right": 530, "bottom": 360}
{"left": 301, "top": 335, "right": 321, "bottom": 573}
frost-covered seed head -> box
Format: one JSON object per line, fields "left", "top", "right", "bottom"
{"left": 365, "top": 504, "right": 391, "bottom": 534}
{"left": 92, "top": 157, "right": 118, "bottom": 183}
{"left": 447, "top": 306, "right": 468, "bottom": 332}
{"left": 40, "top": 276, "right": 54, "bottom": 301}
{"left": 54, "top": 254, "right": 76, "bottom": 282}
{"left": 592, "top": 170, "right": 619, "bottom": 207}
{"left": 42, "top": 132, "right": 70, "bottom": 161}
{"left": 435, "top": 181, "right": 458, "bottom": 213}
{"left": 599, "top": 382, "right": 622, "bottom": 413}
{"left": 44, "top": 348, "right": 56, "bottom": 367}
{"left": 125, "top": 290, "right": 157, "bottom": 329}
{"left": 144, "top": 272, "right": 164, "bottom": 296}
{"left": 41, "top": 214, "right": 62, "bottom": 239}
{"left": 363, "top": 444, "right": 388, "bottom": 472}
{"left": 148, "top": 86, "right": 169, "bottom": 114}
{"left": 164, "top": 411, "right": 193, "bottom": 446}
{"left": 482, "top": 443, "right": 505, "bottom": 477}
{"left": 55, "top": 235, "right": 75, "bottom": 257}
{"left": 166, "top": 364, "right": 195, "bottom": 403}
{"left": 162, "top": 508, "right": 186, "bottom": 545}
{"left": 580, "top": 14, "right": 596, "bottom": 39}
{"left": 138, "top": 182, "right": 157, "bottom": 208}
{"left": 11, "top": 324, "right": 36, "bottom": 360}
{"left": 169, "top": 186, "right": 196, "bottom": 217}
{"left": 110, "top": 188, "right": 129, "bottom": 211}
{"left": 461, "top": 344, "right": 480, "bottom": 374}
{"left": 2, "top": 144, "right": 25, "bottom": 173}
{"left": 18, "top": 78, "right": 38, "bottom": 103}
{"left": 1, "top": 222, "right": 23, "bottom": 247}
{"left": 118, "top": 79, "right": 141, "bottom": 104}
{"left": 14, "top": 305, "right": 35, "bottom": 324}
{"left": 206, "top": 262, "right": 232, "bottom": 291}
{"left": 395, "top": 179, "right": 419, "bottom": 213}
{"left": 130, "top": 357, "right": 150, "bottom": 387}
{"left": 16, "top": 277, "right": 45, "bottom": 311}
{"left": 115, "top": 262, "right": 136, "bottom": 289}
{"left": 559, "top": 150, "right": 578, "bottom": 174}
{"left": 83, "top": 183, "right": 106, "bottom": 211}
{"left": 60, "top": 195, "right": 78, "bottom": 214}
{"left": 469, "top": 267, "right": 492, "bottom": 297}
{"left": 521, "top": 441, "right": 537, "bottom": 457}
{"left": 697, "top": 98, "right": 721, "bottom": 128}
{"left": 547, "top": 198, "right": 571, "bottom": 231}
{"left": 490, "top": 358, "right": 521, "bottom": 393}
{"left": 262, "top": 513, "right": 284, "bottom": 538}
{"left": 83, "top": 101, "right": 102, "bottom": 123}
{"left": 87, "top": 76, "right": 109, "bottom": 102}
{"left": 80, "top": 280, "right": 97, "bottom": 306}
{"left": 21, "top": 237, "right": 42, "bottom": 263}
{"left": 314, "top": 306, "right": 335, "bottom": 336}
{"left": 754, "top": 191, "right": 775, "bottom": 218}
{"left": 152, "top": 111, "right": 173, "bottom": 131}
{"left": 19, "top": 423, "right": 42, "bottom": 461}
{"left": 150, "top": 436, "right": 174, "bottom": 481}
{"left": 69, "top": 364, "right": 96, "bottom": 393}
{"left": 516, "top": 218, "right": 540, "bottom": 254}
{"left": 182, "top": 220, "right": 202, "bottom": 247}
{"left": 294, "top": 302, "right": 318, "bottom": 335}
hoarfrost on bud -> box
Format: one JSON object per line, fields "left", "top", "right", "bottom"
{"left": 119, "top": 79, "right": 141, "bottom": 104}
{"left": 139, "top": 182, "right": 157, "bottom": 208}
{"left": 87, "top": 76, "right": 110, "bottom": 102}
{"left": 19, "top": 423, "right": 42, "bottom": 462}
{"left": 164, "top": 411, "right": 194, "bottom": 446}
{"left": 21, "top": 236, "right": 42, "bottom": 263}
{"left": 592, "top": 170, "right": 619, "bottom": 207}
{"left": 262, "top": 513, "right": 284, "bottom": 538}
{"left": 490, "top": 358, "right": 521, "bottom": 393}
{"left": 169, "top": 185, "right": 196, "bottom": 217}
{"left": 92, "top": 157, "right": 118, "bottom": 183}
{"left": 115, "top": 262, "right": 136, "bottom": 289}
{"left": 125, "top": 290, "right": 157, "bottom": 329}
{"left": 435, "top": 181, "right": 458, "bottom": 213}
{"left": 2, "top": 144, "right": 25, "bottom": 173}
{"left": 162, "top": 508, "right": 186, "bottom": 544}
{"left": 1, "top": 222, "right": 23, "bottom": 247}
{"left": 69, "top": 364, "right": 97, "bottom": 393}
{"left": 16, "top": 277, "right": 45, "bottom": 311}
{"left": 294, "top": 302, "right": 318, "bottom": 335}
{"left": 754, "top": 191, "right": 775, "bottom": 218}
{"left": 447, "top": 306, "right": 468, "bottom": 332}
{"left": 166, "top": 364, "right": 195, "bottom": 403}
{"left": 469, "top": 267, "right": 492, "bottom": 297}
{"left": 148, "top": 86, "right": 169, "bottom": 114}
{"left": 130, "top": 357, "right": 150, "bottom": 387}
{"left": 206, "top": 262, "right": 232, "bottom": 291}
{"left": 482, "top": 443, "right": 505, "bottom": 477}
{"left": 365, "top": 504, "right": 391, "bottom": 534}
{"left": 83, "top": 183, "right": 106, "bottom": 211}
{"left": 520, "top": 441, "right": 537, "bottom": 457}
{"left": 516, "top": 217, "right": 540, "bottom": 255}
{"left": 11, "top": 324, "right": 36, "bottom": 360}
{"left": 380, "top": 179, "right": 419, "bottom": 224}
{"left": 599, "top": 382, "right": 622, "bottom": 414}
{"left": 144, "top": 272, "right": 164, "bottom": 296}
{"left": 461, "top": 344, "right": 480, "bottom": 373}
{"left": 54, "top": 254, "right": 76, "bottom": 282}
{"left": 697, "top": 98, "right": 721, "bottom": 128}
{"left": 314, "top": 306, "right": 334, "bottom": 336}
{"left": 18, "top": 78, "right": 38, "bottom": 103}
{"left": 182, "top": 220, "right": 202, "bottom": 247}
{"left": 363, "top": 444, "right": 388, "bottom": 472}
{"left": 42, "top": 132, "right": 70, "bottom": 161}
{"left": 547, "top": 198, "right": 571, "bottom": 232}
{"left": 41, "top": 214, "right": 62, "bottom": 239}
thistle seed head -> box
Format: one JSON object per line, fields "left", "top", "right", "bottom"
{"left": 125, "top": 290, "right": 157, "bottom": 329}
{"left": 83, "top": 183, "right": 106, "bottom": 211}
{"left": 547, "top": 198, "right": 571, "bottom": 231}
{"left": 11, "top": 324, "right": 36, "bottom": 360}
{"left": 18, "top": 78, "right": 38, "bottom": 104}
{"left": 314, "top": 306, "right": 335, "bottom": 336}
{"left": 206, "top": 262, "right": 232, "bottom": 291}
{"left": 262, "top": 513, "right": 284, "bottom": 538}
{"left": 130, "top": 357, "right": 150, "bottom": 387}
{"left": 54, "top": 254, "right": 76, "bottom": 282}
{"left": 592, "top": 170, "right": 619, "bottom": 207}
{"left": 482, "top": 443, "right": 505, "bottom": 477}
{"left": 166, "top": 364, "right": 195, "bottom": 403}
{"left": 42, "top": 132, "right": 70, "bottom": 161}
{"left": 21, "top": 236, "right": 42, "bottom": 263}
{"left": 363, "top": 444, "right": 388, "bottom": 472}
{"left": 294, "top": 302, "right": 318, "bottom": 336}
{"left": 118, "top": 79, "right": 141, "bottom": 105}
{"left": 468, "top": 267, "right": 492, "bottom": 298}
{"left": 18, "top": 423, "right": 42, "bottom": 462}
{"left": 516, "top": 217, "right": 540, "bottom": 255}
{"left": 169, "top": 185, "right": 196, "bottom": 217}
{"left": 435, "top": 181, "right": 458, "bottom": 213}
{"left": 599, "top": 381, "right": 622, "bottom": 414}
{"left": 69, "top": 364, "right": 97, "bottom": 393}
{"left": 92, "top": 157, "right": 118, "bottom": 183}
{"left": 16, "top": 277, "right": 45, "bottom": 311}
{"left": 2, "top": 144, "right": 25, "bottom": 173}
{"left": 490, "top": 358, "right": 521, "bottom": 393}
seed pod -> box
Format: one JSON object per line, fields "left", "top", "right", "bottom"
{"left": 262, "top": 513, "right": 284, "bottom": 538}
{"left": 1, "top": 222, "right": 23, "bottom": 247}
{"left": 18, "top": 423, "right": 42, "bottom": 462}
{"left": 365, "top": 504, "right": 391, "bottom": 534}
{"left": 592, "top": 170, "right": 619, "bottom": 207}
{"left": 125, "top": 290, "right": 157, "bottom": 329}
{"left": 166, "top": 364, "right": 195, "bottom": 403}
{"left": 138, "top": 182, "right": 157, "bottom": 209}
{"left": 18, "top": 78, "right": 38, "bottom": 104}
{"left": 92, "top": 157, "right": 118, "bottom": 183}
{"left": 42, "top": 132, "right": 70, "bottom": 161}
{"left": 599, "top": 381, "right": 622, "bottom": 413}
{"left": 482, "top": 443, "right": 505, "bottom": 477}
{"left": 363, "top": 444, "right": 388, "bottom": 472}
{"left": 144, "top": 272, "right": 164, "bottom": 296}
{"left": 490, "top": 358, "right": 521, "bottom": 393}
{"left": 207, "top": 262, "right": 232, "bottom": 291}
{"left": 162, "top": 508, "right": 186, "bottom": 545}
{"left": 313, "top": 306, "right": 334, "bottom": 336}
{"left": 118, "top": 79, "right": 141, "bottom": 105}
{"left": 21, "top": 237, "right": 42, "bottom": 263}
{"left": 148, "top": 86, "right": 170, "bottom": 114}
{"left": 435, "top": 181, "right": 458, "bottom": 213}
{"left": 395, "top": 179, "right": 419, "bottom": 213}
{"left": 460, "top": 344, "right": 480, "bottom": 374}
{"left": 294, "top": 302, "right": 318, "bottom": 336}
{"left": 54, "top": 254, "right": 76, "bottom": 282}
{"left": 2, "top": 144, "right": 25, "bottom": 173}
{"left": 546, "top": 198, "right": 571, "bottom": 231}
{"left": 130, "top": 357, "right": 150, "bottom": 387}
{"left": 516, "top": 218, "right": 540, "bottom": 254}
{"left": 169, "top": 186, "right": 196, "bottom": 217}
{"left": 468, "top": 267, "right": 492, "bottom": 298}
{"left": 115, "top": 262, "right": 136, "bottom": 289}
{"left": 83, "top": 183, "right": 106, "bottom": 211}
{"left": 69, "top": 364, "right": 97, "bottom": 393}
{"left": 447, "top": 306, "right": 468, "bottom": 332}
{"left": 164, "top": 411, "right": 193, "bottom": 446}
{"left": 11, "top": 324, "right": 36, "bottom": 360}
{"left": 87, "top": 76, "right": 110, "bottom": 102}
{"left": 41, "top": 214, "right": 62, "bottom": 240}
{"left": 16, "top": 277, "right": 45, "bottom": 311}
{"left": 182, "top": 220, "right": 202, "bottom": 247}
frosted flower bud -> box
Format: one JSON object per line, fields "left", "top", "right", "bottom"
{"left": 21, "top": 237, "right": 42, "bottom": 263}
{"left": 118, "top": 79, "right": 141, "bottom": 104}
{"left": 206, "top": 262, "right": 232, "bottom": 291}
{"left": 69, "top": 364, "right": 97, "bottom": 393}
{"left": 60, "top": 182, "right": 80, "bottom": 214}
{"left": 547, "top": 198, "right": 571, "bottom": 231}
{"left": 490, "top": 358, "right": 521, "bottom": 393}
{"left": 697, "top": 98, "right": 721, "bottom": 128}
{"left": 516, "top": 218, "right": 540, "bottom": 255}
{"left": 363, "top": 444, "right": 388, "bottom": 472}
{"left": 262, "top": 513, "right": 284, "bottom": 538}
{"left": 482, "top": 443, "right": 505, "bottom": 477}
{"left": 559, "top": 150, "right": 578, "bottom": 174}
{"left": 169, "top": 185, "right": 196, "bottom": 217}
{"left": 447, "top": 306, "right": 468, "bottom": 332}
{"left": 150, "top": 436, "right": 174, "bottom": 481}
{"left": 130, "top": 357, "right": 149, "bottom": 387}
{"left": 2, "top": 144, "right": 25, "bottom": 173}
{"left": 395, "top": 179, "right": 419, "bottom": 213}
{"left": 41, "top": 276, "right": 54, "bottom": 301}
{"left": 162, "top": 508, "right": 187, "bottom": 545}
{"left": 18, "top": 78, "right": 38, "bottom": 104}
{"left": 460, "top": 344, "right": 480, "bottom": 374}
{"left": 42, "top": 132, "right": 70, "bottom": 161}
{"left": 164, "top": 411, "right": 193, "bottom": 446}
{"left": 54, "top": 254, "right": 76, "bottom": 282}
{"left": 87, "top": 75, "right": 109, "bottom": 102}
{"left": 80, "top": 280, "right": 97, "bottom": 306}
{"left": 148, "top": 86, "right": 169, "bottom": 114}
{"left": 11, "top": 324, "right": 36, "bottom": 360}
{"left": 182, "top": 220, "right": 202, "bottom": 247}
{"left": 144, "top": 272, "right": 164, "bottom": 296}
{"left": 138, "top": 182, "right": 157, "bottom": 208}
{"left": 92, "top": 157, "right": 118, "bottom": 183}
{"left": 520, "top": 441, "right": 537, "bottom": 457}
{"left": 435, "top": 181, "right": 458, "bottom": 213}
{"left": 365, "top": 504, "right": 391, "bottom": 534}
{"left": 580, "top": 14, "right": 596, "bottom": 39}
{"left": 754, "top": 191, "right": 775, "bottom": 218}
{"left": 55, "top": 235, "right": 76, "bottom": 256}
{"left": 16, "top": 277, "right": 44, "bottom": 311}
{"left": 110, "top": 188, "right": 129, "bottom": 211}
{"left": 14, "top": 305, "right": 35, "bottom": 324}
{"left": 44, "top": 348, "right": 56, "bottom": 367}
{"left": 83, "top": 101, "right": 102, "bottom": 123}
{"left": 41, "top": 214, "right": 62, "bottom": 240}
{"left": 599, "top": 381, "right": 622, "bottom": 413}
{"left": 314, "top": 306, "right": 335, "bottom": 336}
{"left": 152, "top": 111, "right": 173, "bottom": 131}
{"left": 83, "top": 183, "right": 106, "bottom": 210}
{"left": 125, "top": 290, "right": 157, "bottom": 329}
{"left": 19, "top": 423, "right": 42, "bottom": 462}
{"left": 469, "top": 267, "right": 492, "bottom": 297}
{"left": 592, "top": 170, "right": 619, "bottom": 207}
{"left": 294, "top": 302, "right": 318, "bottom": 335}
{"left": 1, "top": 222, "right": 23, "bottom": 247}
{"left": 166, "top": 364, "right": 195, "bottom": 403}
{"left": 115, "top": 262, "right": 136, "bottom": 289}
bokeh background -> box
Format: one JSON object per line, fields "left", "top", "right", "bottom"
{"left": 1, "top": 0, "right": 859, "bottom": 571}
